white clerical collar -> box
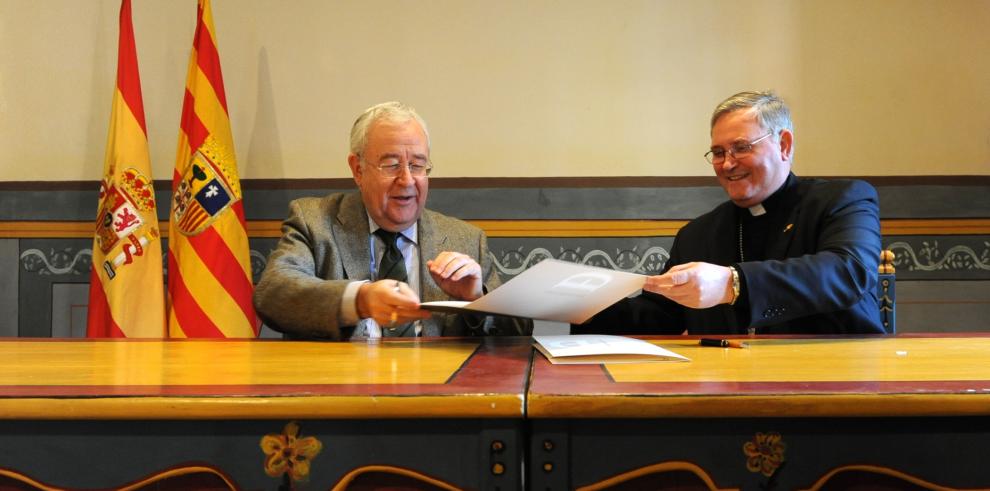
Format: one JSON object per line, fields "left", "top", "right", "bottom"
{"left": 748, "top": 203, "right": 767, "bottom": 216}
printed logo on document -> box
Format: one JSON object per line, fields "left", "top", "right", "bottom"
{"left": 549, "top": 272, "right": 611, "bottom": 297}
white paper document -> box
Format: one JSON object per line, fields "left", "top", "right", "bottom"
{"left": 420, "top": 259, "right": 646, "bottom": 324}
{"left": 533, "top": 334, "right": 690, "bottom": 364}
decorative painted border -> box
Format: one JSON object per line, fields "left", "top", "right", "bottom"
{"left": 19, "top": 246, "right": 270, "bottom": 284}
{"left": 887, "top": 240, "right": 990, "bottom": 272}
{"left": 20, "top": 248, "right": 92, "bottom": 276}
{"left": 491, "top": 245, "right": 670, "bottom": 276}
{"left": 16, "top": 238, "right": 990, "bottom": 280}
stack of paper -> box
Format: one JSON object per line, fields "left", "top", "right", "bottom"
{"left": 533, "top": 334, "right": 690, "bottom": 364}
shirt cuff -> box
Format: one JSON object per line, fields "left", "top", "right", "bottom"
{"left": 340, "top": 280, "right": 368, "bottom": 326}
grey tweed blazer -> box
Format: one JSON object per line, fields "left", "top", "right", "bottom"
{"left": 254, "top": 192, "right": 531, "bottom": 339}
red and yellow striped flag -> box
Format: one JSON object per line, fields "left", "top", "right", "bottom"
{"left": 87, "top": 0, "right": 165, "bottom": 338}
{"left": 168, "top": 0, "right": 258, "bottom": 338}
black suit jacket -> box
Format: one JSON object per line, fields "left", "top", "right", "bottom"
{"left": 576, "top": 177, "right": 885, "bottom": 335}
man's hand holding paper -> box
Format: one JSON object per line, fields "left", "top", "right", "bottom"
{"left": 645, "top": 262, "right": 735, "bottom": 309}
{"left": 420, "top": 259, "right": 646, "bottom": 324}
{"left": 357, "top": 280, "right": 431, "bottom": 327}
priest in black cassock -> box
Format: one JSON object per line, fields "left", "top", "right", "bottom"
{"left": 575, "top": 90, "right": 884, "bottom": 335}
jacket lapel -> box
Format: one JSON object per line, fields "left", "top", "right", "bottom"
{"left": 765, "top": 175, "right": 803, "bottom": 259}
{"left": 417, "top": 211, "right": 448, "bottom": 302}
{"left": 766, "top": 208, "right": 800, "bottom": 259}
{"left": 416, "top": 211, "right": 450, "bottom": 336}
{"left": 335, "top": 193, "right": 372, "bottom": 281}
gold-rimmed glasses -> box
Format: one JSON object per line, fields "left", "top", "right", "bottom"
{"left": 704, "top": 133, "right": 772, "bottom": 165}
{"left": 364, "top": 157, "right": 433, "bottom": 177}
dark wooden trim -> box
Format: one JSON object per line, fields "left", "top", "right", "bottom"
{"left": 426, "top": 176, "right": 721, "bottom": 188}
{"left": 2, "top": 175, "right": 988, "bottom": 191}
{"left": 5, "top": 218, "right": 989, "bottom": 238}
{"left": 237, "top": 176, "right": 722, "bottom": 189}
{"left": 239, "top": 178, "right": 355, "bottom": 189}
{"left": 844, "top": 176, "right": 990, "bottom": 186}
{"left": 431, "top": 175, "right": 990, "bottom": 188}
{"left": 0, "top": 181, "right": 98, "bottom": 191}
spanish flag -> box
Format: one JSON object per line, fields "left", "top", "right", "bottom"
{"left": 87, "top": 0, "right": 166, "bottom": 338}
{"left": 168, "top": 0, "right": 258, "bottom": 338}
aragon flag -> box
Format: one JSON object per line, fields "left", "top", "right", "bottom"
{"left": 168, "top": 0, "right": 258, "bottom": 337}
{"left": 87, "top": 0, "right": 166, "bottom": 338}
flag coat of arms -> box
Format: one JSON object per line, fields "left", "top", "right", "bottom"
{"left": 168, "top": 0, "right": 258, "bottom": 338}
{"left": 87, "top": 0, "right": 166, "bottom": 338}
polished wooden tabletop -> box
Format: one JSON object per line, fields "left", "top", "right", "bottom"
{"left": 4, "top": 334, "right": 989, "bottom": 421}
{"left": 527, "top": 333, "right": 990, "bottom": 418}
{"left": 0, "top": 337, "right": 532, "bottom": 420}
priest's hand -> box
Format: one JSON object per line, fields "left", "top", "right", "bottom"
{"left": 644, "top": 262, "right": 735, "bottom": 309}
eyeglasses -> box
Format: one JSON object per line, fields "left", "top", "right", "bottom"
{"left": 704, "top": 133, "right": 773, "bottom": 165}
{"left": 365, "top": 158, "right": 433, "bottom": 178}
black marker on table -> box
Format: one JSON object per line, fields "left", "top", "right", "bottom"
{"left": 699, "top": 338, "right": 747, "bottom": 349}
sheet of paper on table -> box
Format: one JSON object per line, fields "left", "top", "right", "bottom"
{"left": 532, "top": 334, "right": 690, "bottom": 364}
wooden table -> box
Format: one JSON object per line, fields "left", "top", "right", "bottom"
{"left": 4, "top": 334, "right": 990, "bottom": 490}
{"left": 0, "top": 337, "right": 531, "bottom": 490}
{"left": 527, "top": 334, "right": 990, "bottom": 490}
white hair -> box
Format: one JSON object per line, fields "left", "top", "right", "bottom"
{"left": 711, "top": 90, "right": 793, "bottom": 137}
{"left": 349, "top": 101, "right": 431, "bottom": 156}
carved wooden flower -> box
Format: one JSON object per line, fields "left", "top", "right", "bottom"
{"left": 261, "top": 421, "right": 323, "bottom": 482}
{"left": 743, "top": 431, "right": 786, "bottom": 477}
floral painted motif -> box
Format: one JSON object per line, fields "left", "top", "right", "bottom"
{"left": 743, "top": 431, "right": 786, "bottom": 477}
{"left": 261, "top": 421, "right": 323, "bottom": 484}
{"left": 493, "top": 245, "right": 671, "bottom": 276}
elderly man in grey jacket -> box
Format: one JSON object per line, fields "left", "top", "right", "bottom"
{"left": 254, "top": 102, "right": 531, "bottom": 339}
